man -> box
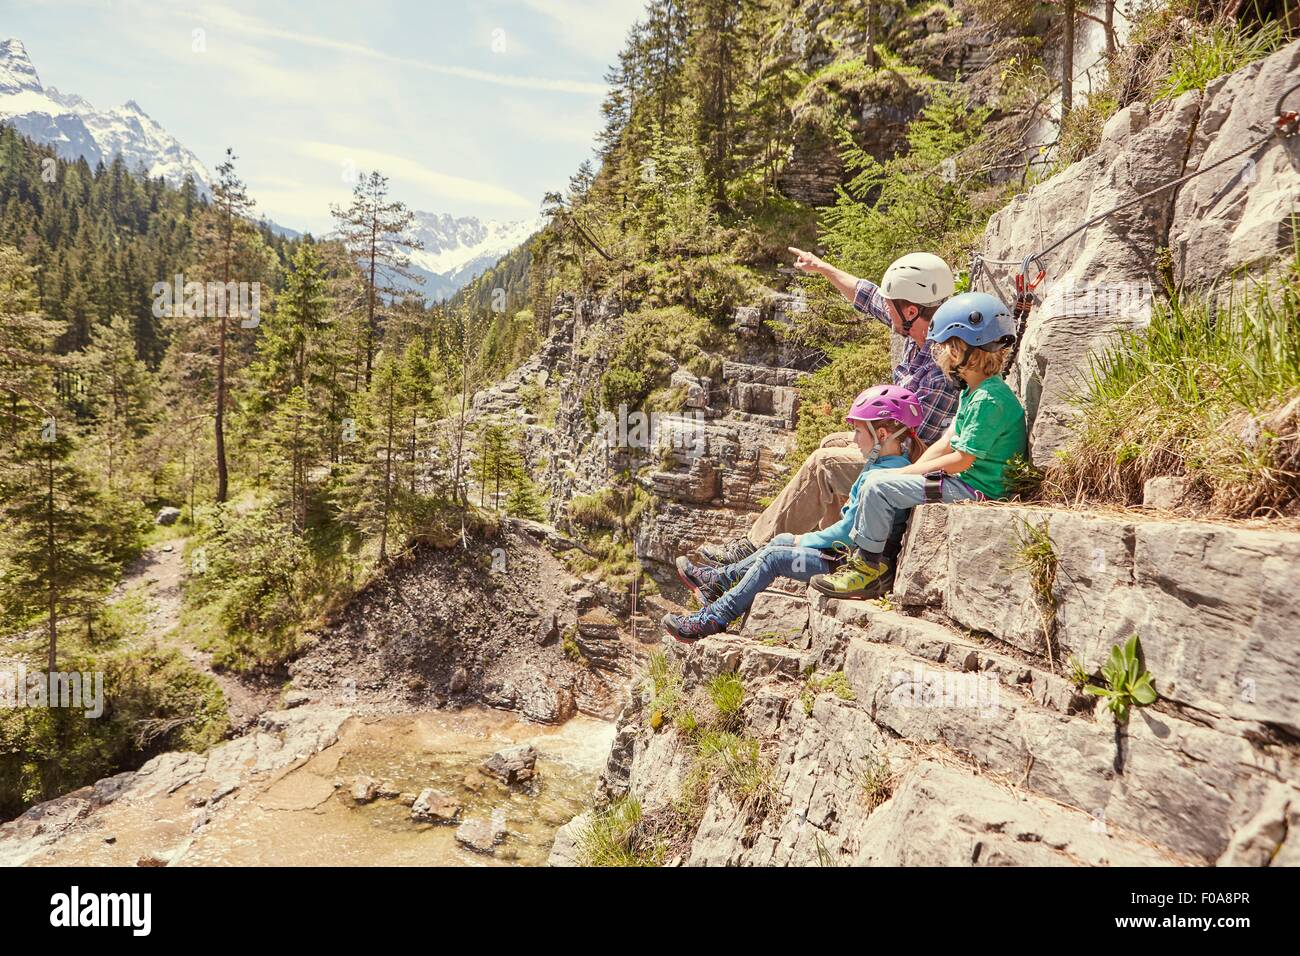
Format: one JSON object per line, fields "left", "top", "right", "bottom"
{"left": 697, "top": 248, "right": 960, "bottom": 566}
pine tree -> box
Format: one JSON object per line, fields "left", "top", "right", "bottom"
{"left": 330, "top": 172, "right": 423, "bottom": 386}
{"left": 0, "top": 426, "right": 114, "bottom": 674}
{"left": 0, "top": 245, "right": 64, "bottom": 440}
{"left": 253, "top": 243, "right": 331, "bottom": 400}
{"left": 190, "top": 148, "right": 264, "bottom": 503}
{"left": 474, "top": 422, "right": 513, "bottom": 511}
{"left": 77, "top": 314, "right": 155, "bottom": 493}
{"left": 686, "top": 0, "right": 756, "bottom": 211}
{"left": 333, "top": 354, "right": 402, "bottom": 562}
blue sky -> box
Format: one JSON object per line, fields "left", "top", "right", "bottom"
{"left": 5, "top": 0, "right": 646, "bottom": 232}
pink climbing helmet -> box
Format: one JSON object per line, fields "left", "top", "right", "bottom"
{"left": 845, "top": 384, "right": 924, "bottom": 429}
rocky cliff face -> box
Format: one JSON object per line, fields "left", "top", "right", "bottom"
{"left": 983, "top": 39, "right": 1300, "bottom": 466}
{"left": 549, "top": 44, "right": 1300, "bottom": 868}
{"left": 470, "top": 291, "right": 813, "bottom": 570}
{"left": 551, "top": 502, "right": 1300, "bottom": 867}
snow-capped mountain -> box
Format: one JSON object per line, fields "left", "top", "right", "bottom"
{"left": 2, "top": 37, "right": 535, "bottom": 296}
{"left": 0, "top": 38, "right": 212, "bottom": 196}
{"left": 405, "top": 211, "right": 544, "bottom": 300}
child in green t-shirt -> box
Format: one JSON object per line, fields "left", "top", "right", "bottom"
{"left": 812, "top": 292, "right": 1028, "bottom": 600}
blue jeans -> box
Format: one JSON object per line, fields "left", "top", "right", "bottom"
{"left": 851, "top": 470, "right": 980, "bottom": 553}
{"left": 708, "top": 533, "right": 832, "bottom": 623}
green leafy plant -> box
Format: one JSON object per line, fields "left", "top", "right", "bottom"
{"left": 561, "top": 625, "right": 584, "bottom": 665}
{"left": 1084, "top": 635, "right": 1157, "bottom": 722}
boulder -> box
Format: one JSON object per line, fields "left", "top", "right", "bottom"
{"left": 895, "top": 503, "right": 1300, "bottom": 735}
{"left": 547, "top": 814, "right": 588, "bottom": 866}
{"left": 455, "top": 814, "right": 507, "bottom": 855}
{"left": 535, "top": 612, "right": 559, "bottom": 646}
{"left": 480, "top": 745, "right": 538, "bottom": 787}
{"left": 350, "top": 775, "right": 378, "bottom": 804}
{"left": 410, "top": 788, "right": 461, "bottom": 823}
{"left": 1141, "top": 475, "right": 1187, "bottom": 510}
{"left": 155, "top": 506, "right": 181, "bottom": 526}
{"left": 980, "top": 40, "right": 1300, "bottom": 465}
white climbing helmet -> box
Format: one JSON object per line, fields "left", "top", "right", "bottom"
{"left": 880, "top": 252, "right": 956, "bottom": 306}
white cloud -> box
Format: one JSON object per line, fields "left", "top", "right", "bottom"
{"left": 169, "top": 0, "right": 610, "bottom": 95}
{"left": 517, "top": 0, "right": 647, "bottom": 56}
{"left": 292, "top": 139, "right": 537, "bottom": 211}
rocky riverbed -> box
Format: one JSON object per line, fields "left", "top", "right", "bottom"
{"left": 1, "top": 706, "right": 614, "bottom": 867}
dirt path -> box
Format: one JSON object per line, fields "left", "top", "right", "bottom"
{"left": 116, "top": 540, "right": 279, "bottom": 733}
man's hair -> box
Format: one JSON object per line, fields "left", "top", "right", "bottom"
{"left": 888, "top": 299, "right": 942, "bottom": 321}
{"left": 931, "top": 339, "right": 1007, "bottom": 378}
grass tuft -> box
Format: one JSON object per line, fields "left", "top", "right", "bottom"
{"left": 1008, "top": 517, "right": 1059, "bottom": 672}
{"left": 1156, "top": 14, "right": 1285, "bottom": 101}
{"left": 1045, "top": 244, "right": 1300, "bottom": 518}
{"left": 576, "top": 797, "right": 663, "bottom": 867}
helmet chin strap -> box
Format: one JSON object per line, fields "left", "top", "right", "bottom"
{"left": 947, "top": 341, "right": 973, "bottom": 390}
{"left": 899, "top": 307, "right": 920, "bottom": 336}
{"left": 862, "top": 424, "right": 910, "bottom": 468}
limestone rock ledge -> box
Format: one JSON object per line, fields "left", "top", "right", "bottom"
{"left": 552, "top": 503, "right": 1300, "bottom": 867}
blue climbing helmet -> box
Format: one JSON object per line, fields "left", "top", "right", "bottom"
{"left": 927, "top": 291, "right": 1016, "bottom": 351}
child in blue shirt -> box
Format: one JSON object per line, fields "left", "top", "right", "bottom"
{"left": 812, "top": 292, "right": 1027, "bottom": 599}
{"left": 662, "top": 385, "right": 925, "bottom": 642}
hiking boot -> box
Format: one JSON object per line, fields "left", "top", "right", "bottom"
{"left": 810, "top": 552, "right": 892, "bottom": 600}
{"left": 661, "top": 609, "right": 726, "bottom": 643}
{"left": 675, "top": 555, "right": 726, "bottom": 604}
{"left": 698, "top": 536, "right": 757, "bottom": 567}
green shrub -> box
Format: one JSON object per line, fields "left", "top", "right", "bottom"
{"left": 0, "top": 647, "right": 228, "bottom": 818}
{"left": 598, "top": 306, "right": 724, "bottom": 412}
{"left": 791, "top": 337, "right": 892, "bottom": 469}
{"left": 567, "top": 483, "right": 653, "bottom": 532}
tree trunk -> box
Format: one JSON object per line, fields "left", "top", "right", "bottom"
{"left": 1061, "top": 0, "right": 1076, "bottom": 121}
{"left": 379, "top": 379, "right": 395, "bottom": 562}
{"left": 865, "top": 4, "right": 878, "bottom": 68}
{"left": 365, "top": 219, "right": 378, "bottom": 386}
{"left": 215, "top": 218, "right": 232, "bottom": 503}
{"left": 46, "top": 447, "right": 56, "bottom": 675}
{"left": 215, "top": 311, "right": 228, "bottom": 502}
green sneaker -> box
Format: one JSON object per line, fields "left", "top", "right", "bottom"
{"left": 811, "top": 553, "right": 891, "bottom": 600}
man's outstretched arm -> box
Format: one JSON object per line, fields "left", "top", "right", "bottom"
{"left": 790, "top": 246, "right": 889, "bottom": 326}
{"left": 789, "top": 246, "right": 859, "bottom": 301}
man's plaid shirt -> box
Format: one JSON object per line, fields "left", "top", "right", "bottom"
{"left": 853, "top": 278, "right": 959, "bottom": 445}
